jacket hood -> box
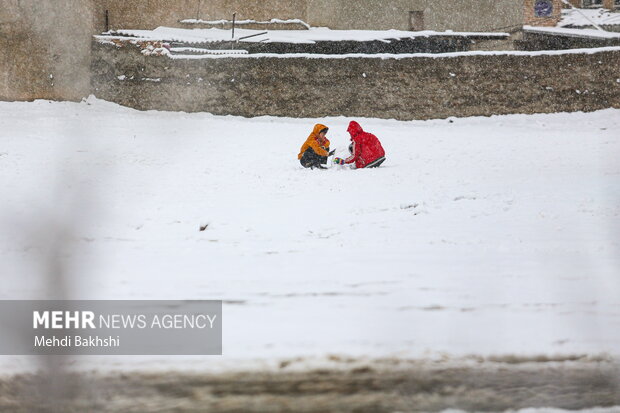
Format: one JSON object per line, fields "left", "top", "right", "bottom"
{"left": 347, "top": 121, "right": 363, "bottom": 138}
{"left": 311, "top": 123, "right": 328, "bottom": 137}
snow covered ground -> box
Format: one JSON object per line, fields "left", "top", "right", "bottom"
{"left": 0, "top": 98, "right": 619, "bottom": 373}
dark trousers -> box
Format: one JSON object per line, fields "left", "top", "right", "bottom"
{"left": 300, "top": 148, "right": 328, "bottom": 168}
{"left": 365, "top": 156, "right": 385, "bottom": 168}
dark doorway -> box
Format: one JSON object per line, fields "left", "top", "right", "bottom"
{"left": 409, "top": 11, "right": 424, "bottom": 31}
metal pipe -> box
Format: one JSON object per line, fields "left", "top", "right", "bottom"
{"left": 196, "top": 0, "right": 202, "bottom": 21}
{"left": 232, "top": 12, "right": 236, "bottom": 39}
{"left": 237, "top": 31, "right": 268, "bottom": 41}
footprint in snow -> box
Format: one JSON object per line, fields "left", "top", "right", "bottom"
{"left": 454, "top": 195, "right": 477, "bottom": 201}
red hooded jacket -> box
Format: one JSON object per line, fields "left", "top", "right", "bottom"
{"left": 345, "top": 121, "right": 385, "bottom": 169}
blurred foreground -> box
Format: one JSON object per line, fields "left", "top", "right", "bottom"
{"left": 1, "top": 356, "right": 619, "bottom": 412}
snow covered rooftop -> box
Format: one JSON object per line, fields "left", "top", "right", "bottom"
{"left": 559, "top": 7, "right": 620, "bottom": 27}
{"left": 106, "top": 26, "right": 509, "bottom": 45}
{"left": 524, "top": 24, "right": 620, "bottom": 39}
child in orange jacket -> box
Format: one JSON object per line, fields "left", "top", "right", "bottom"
{"left": 298, "top": 124, "right": 334, "bottom": 169}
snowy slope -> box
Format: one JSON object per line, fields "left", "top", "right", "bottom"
{"left": 0, "top": 98, "right": 619, "bottom": 373}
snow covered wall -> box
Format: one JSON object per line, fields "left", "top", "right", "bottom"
{"left": 91, "top": 42, "right": 620, "bottom": 120}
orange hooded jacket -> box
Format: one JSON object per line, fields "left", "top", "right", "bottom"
{"left": 297, "top": 124, "right": 331, "bottom": 160}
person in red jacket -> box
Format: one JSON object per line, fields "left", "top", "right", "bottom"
{"left": 340, "top": 121, "right": 386, "bottom": 169}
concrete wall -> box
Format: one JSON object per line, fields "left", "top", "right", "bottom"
{"left": 0, "top": 0, "right": 96, "bottom": 101}
{"left": 98, "top": 0, "right": 522, "bottom": 32}
{"left": 315, "top": 0, "right": 522, "bottom": 32}
{"left": 411, "top": 0, "right": 522, "bottom": 32}
{"left": 102, "top": 0, "right": 308, "bottom": 30}
{"left": 91, "top": 42, "right": 620, "bottom": 120}
{"left": 307, "top": 0, "right": 415, "bottom": 30}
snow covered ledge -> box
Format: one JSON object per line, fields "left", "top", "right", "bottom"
{"left": 523, "top": 25, "right": 620, "bottom": 40}
{"left": 179, "top": 18, "right": 312, "bottom": 30}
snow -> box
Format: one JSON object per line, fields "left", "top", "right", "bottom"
{"left": 524, "top": 25, "right": 620, "bottom": 39}
{"left": 104, "top": 26, "right": 509, "bottom": 45}
{"left": 559, "top": 7, "right": 620, "bottom": 27}
{"left": 180, "top": 18, "right": 312, "bottom": 29}
{"left": 0, "top": 98, "right": 619, "bottom": 374}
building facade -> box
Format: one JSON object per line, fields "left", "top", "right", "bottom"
{"left": 0, "top": 0, "right": 596, "bottom": 102}
{"left": 524, "top": 0, "right": 563, "bottom": 27}
{"left": 566, "top": 0, "right": 619, "bottom": 8}
{"left": 308, "top": 0, "right": 523, "bottom": 32}
{"left": 95, "top": 0, "right": 524, "bottom": 32}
